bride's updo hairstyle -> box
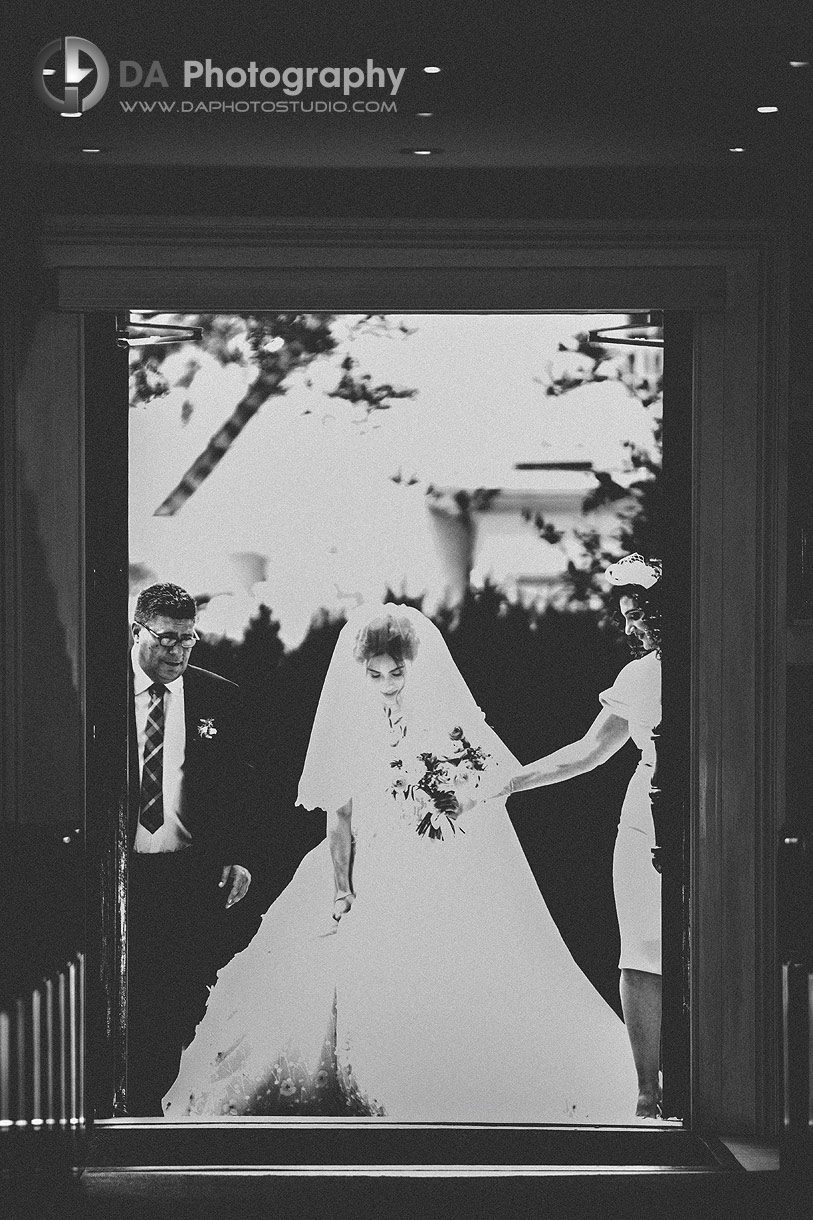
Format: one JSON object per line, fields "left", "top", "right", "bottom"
{"left": 352, "top": 612, "right": 420, "bottom": 666}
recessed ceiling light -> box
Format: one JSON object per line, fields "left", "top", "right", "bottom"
{"left": 400, "top": 147, "right": 443, "bottom": 155}
{"left": 415, "top": 112, "right": 434, "bottom": 118}
{"left": 423, "top": 66, "right": 441, "bottom": 74}
{"left": 756, "top": 105, "right": 778, "bottom": 113}
{"left": 81, "top": 147, "right": 102, "bottom": 153}
{"left": 729, "top": 146, "right": 745, "bottom": 153}
{"left": 789, "top": 61, "right": 809, "bottom": 68}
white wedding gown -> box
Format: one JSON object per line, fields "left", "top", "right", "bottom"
{"left": 163, "top": 700, "right": 638, "bottom": 1123}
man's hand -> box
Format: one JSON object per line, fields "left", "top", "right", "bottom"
{"left": 219, "top": 864, "right": 251, "bottom": 909}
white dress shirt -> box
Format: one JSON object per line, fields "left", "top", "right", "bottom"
{"left": 132, "top": 646, "right": 193, "bottom": 853}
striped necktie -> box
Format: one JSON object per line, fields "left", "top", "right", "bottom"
{"left": 139, "top": 682, "right": 167, "bottom": 833}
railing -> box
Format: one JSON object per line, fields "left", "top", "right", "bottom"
{"left": 0, "top": 953, "right": 85, "bottom": 1172}
{"left": 778, "top": 829, "right": 812, "bottom": 1190}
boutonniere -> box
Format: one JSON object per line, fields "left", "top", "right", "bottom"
{"left": 197, "top": 717, "right": 218, "bottom": 740}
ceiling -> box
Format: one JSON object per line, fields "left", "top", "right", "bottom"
{"left": 5, "top": 0, "right": 813, "bottom": 172}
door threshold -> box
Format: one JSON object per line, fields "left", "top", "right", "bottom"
{"left": 86, "top": 1121, "right": 737, "bottom": 1173}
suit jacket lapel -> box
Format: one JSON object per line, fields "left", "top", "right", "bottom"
{"left": 180, "top": 667, "right": 207, "bottom": 838}
{"left": 179, "top": 666, "right": 226, "bottom": 845}
{"left": 183, "top": 666, "right": 201, "bottom": 757}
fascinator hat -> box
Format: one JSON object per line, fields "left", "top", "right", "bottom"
{"left": 604, "top": 552, "right": 662, "bottom": 590}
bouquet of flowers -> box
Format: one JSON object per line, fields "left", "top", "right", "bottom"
{"left": 389, "top": 725, "right": 491, "bottom": 840}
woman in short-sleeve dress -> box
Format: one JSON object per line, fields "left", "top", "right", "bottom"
{"left": 600, "top": 646, "right": 661, "bottom": 978}
{"left": 498, "top": 554, "right": 664, "bottom": 1118}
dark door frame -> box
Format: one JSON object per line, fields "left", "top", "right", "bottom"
{"left": 41, "top": 217, "right": 788, "bottom": 1138}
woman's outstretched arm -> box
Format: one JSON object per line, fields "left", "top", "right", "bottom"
{"left": 328, "top": 799, "right": 354, "bottom": 921}
{"left": 500, "top": 708, "right": 631, "bottom": 796}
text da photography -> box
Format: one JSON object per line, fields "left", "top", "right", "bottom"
{"left": 118, "top": 58, "right": 406, "bottom": 95}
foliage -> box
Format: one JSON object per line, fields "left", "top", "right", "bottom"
{"left": 129, "top": 312, "right": 413, "bottom": 414}
{"left": 527, "top": 332, "right": 663, "bottom": 610}
{"left": 128, "top": 313, "right": 418, "bottom": 515}
{"left": 328, "top": 353, "right": 417, "bottom": 419}
{"left": 426, "top": 487, "right": 502, "bottom": 524}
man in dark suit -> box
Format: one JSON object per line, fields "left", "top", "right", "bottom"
{"left": 127, "top": 582, "right": 257, "bottom": 1116}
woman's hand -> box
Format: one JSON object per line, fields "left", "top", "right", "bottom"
{"left": 469, "top": 773, "right": 513, "bottom": 804}
{"left": 332, "top": 890, "right": 354, "bottom": 923}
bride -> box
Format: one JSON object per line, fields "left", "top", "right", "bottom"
{"left": 163, "top": 604, "right": 637, "bottom": 1122}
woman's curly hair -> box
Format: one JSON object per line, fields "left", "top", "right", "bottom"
{"left": 610, "top": 581, "right": 662, "bottom": 658}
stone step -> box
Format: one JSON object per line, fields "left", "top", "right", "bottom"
{"left": 87, "top": 1119, "right": 729, "bottom": 1169}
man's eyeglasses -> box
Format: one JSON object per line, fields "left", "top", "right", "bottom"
{"left": 135, "top": 622, "right": 200, "bottom": 650}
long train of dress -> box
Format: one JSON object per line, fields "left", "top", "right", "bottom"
{"left": 164, "top": 790, "right": 638, "bottom": 1123}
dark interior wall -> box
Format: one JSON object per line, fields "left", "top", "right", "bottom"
{"left": 1, "top": 296, "right": 86, "bottom": 993}
{"left": 5, "top": 161, "right": 813, "bottom": 222}
{"left": 14, "top": 315, "right": 85, "bottom": 821}
{"left": 1, "top": 307, "right": 85, "bottom": 825}
{"left": 788, "top": 240, "right": 813, "bottom": 625}
{"left": 2, "top": 160, "right": 812, "bottom": 994}
{"left": 786, "top": 238, "right": 813, "bottom": 917}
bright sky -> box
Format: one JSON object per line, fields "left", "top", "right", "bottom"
{"left": 129, "top": 314, "right": 660, "bottom": 645}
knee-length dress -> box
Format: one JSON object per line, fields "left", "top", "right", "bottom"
{"left": 599, "top": 650, "right": 662, "bottom": 975}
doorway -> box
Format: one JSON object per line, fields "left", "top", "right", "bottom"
{"left": 33, "top": 212, "right": 782, "bottom": 1148}
{"left": 114, "top": 310, "right": 688, "bottom": 1125}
